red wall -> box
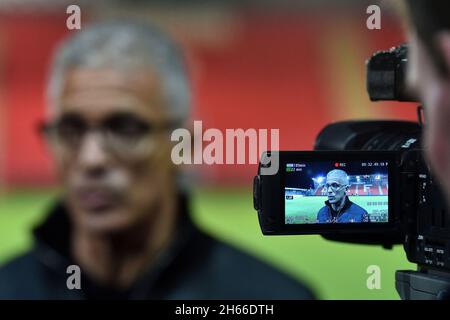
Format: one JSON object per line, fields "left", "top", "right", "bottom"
{"left": 0, "top": 11, "right": 418, "bottom": 186}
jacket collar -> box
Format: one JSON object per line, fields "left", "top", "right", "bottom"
{"left": 324, "top": 196, "right": 353, "bottom": 217}
{"left": 32, "top": 192, "right": 196, "bottom": 280}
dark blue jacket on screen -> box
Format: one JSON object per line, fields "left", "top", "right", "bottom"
{"left": 316, "top": 196, "right": 369, "bottom": 223}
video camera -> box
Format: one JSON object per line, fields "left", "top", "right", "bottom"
{"left": 253, "top": 44, "right": 450, "bottom": 300}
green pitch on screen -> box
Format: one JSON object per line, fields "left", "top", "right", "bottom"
{"left": 0, "top": 188, "right": 414, "bottom": 300}
{"left": 285, "top": 196, "right": 388, "bottom": 224}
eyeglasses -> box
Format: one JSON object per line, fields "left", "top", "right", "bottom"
{"left": 325, "top": 182, "right": 345, "bottom": 191}
{"left": 40, "top": 113, "right": 173, "bottom": 159}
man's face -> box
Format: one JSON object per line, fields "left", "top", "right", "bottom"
{"left": 325, "top": 179, "right": 347, "bottom": 204}
{"left": 48, "top": 67, "right": 176, "bottom": 233}
{"left": 407, "top": 30, "right": 450, "bottom": 200}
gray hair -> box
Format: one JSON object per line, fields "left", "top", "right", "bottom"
{"left": 47, "top": 20, "right": 190, "bottom": 124}
{"left": 326, "top": 169, "right": 349, "bottom": 186}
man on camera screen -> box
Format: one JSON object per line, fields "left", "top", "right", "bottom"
{"left": 317, "top": 169, "right": 369, "bottom": 223}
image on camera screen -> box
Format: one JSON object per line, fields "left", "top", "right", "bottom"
{"left": 284, "top": 160, "right": 389, "bottom": 224}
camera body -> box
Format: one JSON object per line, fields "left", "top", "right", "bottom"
{"left": 253, "top": 45, "right": 450, "bottom": 287}
{"left": 254, "top": 125, "right": 450, "bottom": 272}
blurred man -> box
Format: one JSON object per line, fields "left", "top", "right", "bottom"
{"left": 316, "top": 169, "right": 368, "bottom": 223}
{"left": 404, "top": 1, "right": 450, "bottom": 204}
{"left": 0, "top": 21, "right": 314, "bottom": 299}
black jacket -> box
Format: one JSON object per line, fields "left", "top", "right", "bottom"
{"left": 0, "top": 195, "right": 315, "bottom": 299}
{"left": 317, "top": 196, "right": 369, "bottom": 223}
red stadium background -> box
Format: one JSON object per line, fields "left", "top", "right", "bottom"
{"left": 0, "top": 8, "right": 417, "bottom": 187}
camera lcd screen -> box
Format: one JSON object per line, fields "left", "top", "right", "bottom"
{"left": 284, "top": 160, "right": 389, "bottom": 225}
